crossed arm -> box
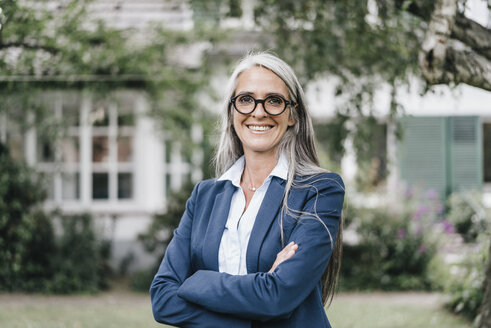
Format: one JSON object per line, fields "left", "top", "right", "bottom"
{"left": 150, "top": 175, "right": 344, "bottom": 325}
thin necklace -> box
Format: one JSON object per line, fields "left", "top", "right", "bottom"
{"left": 244, "top": 165, "right": 257, "bottom": 192}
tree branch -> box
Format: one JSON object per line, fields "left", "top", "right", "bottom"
{"left": 0, "top": 41, "right": 59, "bottom": 54}
{"left": 419, "top": 0, "right": 457, "bottom": 86}
{"left": 452, "top": 13, "right": 491, "bottom": 61}
{"left": 396, "top": 0, "right": 491, "bottom": 60}
{"left": 443, "top": 44, "right": 491, "bottom": 90}
{"left": 419, "top": 0, "right": 491, "bottom": 90}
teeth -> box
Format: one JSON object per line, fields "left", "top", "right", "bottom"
{"left": 248, "top": 125, "right": 272, "bottom": 131}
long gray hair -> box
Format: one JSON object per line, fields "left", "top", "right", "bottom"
{"left": 213, "top": 51, "right": 343, "bottom": 305}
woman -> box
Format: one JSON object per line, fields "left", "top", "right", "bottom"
{"left": 150, "top": 52, "right": 345, "bottom": 328}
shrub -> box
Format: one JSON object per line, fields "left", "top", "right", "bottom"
{"left": 51, "top": 213, "right": 112, "bottom": 293}
{"left": 446, "top": 191, "right": 489, "bottom": 243}
{"left": 0, "top": 143, "right": 54, "bottom": 292}
{"left": 0, "top": 143, "right": 111, "bottom": 293}
{"left": 445, "top": 235, "right": 489, "bottom": 321}
{"left": 132, "top": 181, "right": 195, "bottom": 291}
{"left": 341, "top": 188, "right": 448, "bottom": 291}
{"left": 444, "top": 192, "right": 490, "bottom": 322}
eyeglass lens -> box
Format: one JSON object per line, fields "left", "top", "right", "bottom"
{"left": 234, "top": 94, "right": 286, "bottom": 115}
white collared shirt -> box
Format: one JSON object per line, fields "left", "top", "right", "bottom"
{"left": 217, "top": 153, "right": 289, "bottom": 275}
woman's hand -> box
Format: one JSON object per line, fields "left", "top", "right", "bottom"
{"left": 268, "top": 241, "right": 298, "bottom": 273}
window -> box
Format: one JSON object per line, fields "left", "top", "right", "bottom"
{"left": 90, "top": 95, "right": 135, "bottom": 201}
{"left": 62, "top": 137, "right": 79, "bottom": 163}
{"left": 7, "top": 131, "right": 24, "bottom": 161}
{"left": 30, "top": 92, "right": 136, "bottom": 204}
{"left": 62, "top": 172, "right": 80, "bottom": 200}
{"left": 92, "top": 136, "right": 110, "bottom": 162}
{"left": 118, "top": 173, "right": 132, "bottom": 199}
{"left": 37, "top": 139, "right": 55, "bottom": 163}
{"left": 93, "top": 173, "right": 109, "bottom": 199}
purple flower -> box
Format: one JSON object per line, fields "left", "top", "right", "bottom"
{"left": 418, "top": 244, "right": 427, "bottom": 254}
{"left": 425, "top": 189, "right": 439, "bottom": 200}
{"left": 397, "top": 229, "right": 407, "bottom": 239}
{"left": 436, "top": 203, "right": 444, "bottom": 215}
{"left": 412, "top": 204, "right": 429, "bottom": 221}
{"left": 415, "top": 225, "right": 424, "bottom": 235}
{"left": 442, "top": 220, "right": 455, "bottom": 234}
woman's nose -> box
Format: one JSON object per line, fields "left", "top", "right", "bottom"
{"left": 252, "top": 102, "right": 268, "bottom": 117}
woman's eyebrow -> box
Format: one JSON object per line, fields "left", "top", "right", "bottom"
{"left": 235, "top": 91, "right": 287, "bottom": 97}
{"left": 235, "top": 91, "right": 255, "bottom": 96}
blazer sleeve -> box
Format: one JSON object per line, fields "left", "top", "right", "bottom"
{"left": 150, "top": 182, "right": 251, "bottom": 328}
{"left": 177, "top": 174, "right": 345, "bottom": 321}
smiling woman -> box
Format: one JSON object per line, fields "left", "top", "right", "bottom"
{"left": 150, "top": 52, "right": 345, "bottom": 328}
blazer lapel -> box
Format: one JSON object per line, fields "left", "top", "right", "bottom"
{"left": 246, "top": 177, "right": 286, "bottom": 273}
{"left": 202, "top": 181, "right": 236, "bottom": 271}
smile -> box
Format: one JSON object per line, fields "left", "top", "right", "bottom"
{"left": 247, "top": 125, "right": 273, "bottom": 132}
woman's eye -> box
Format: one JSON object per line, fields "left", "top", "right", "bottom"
{"left": 238, "top": 95, "right": 254, "bottom": 104}
{"left": 267, "top": 96, "right": 283, "bottom": 106}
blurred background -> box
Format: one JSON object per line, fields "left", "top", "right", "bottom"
{"left": 0, "top": 0, "right": 490, "bottom": 327}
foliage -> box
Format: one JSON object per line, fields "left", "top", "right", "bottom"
{"left": 0, "top": 142, "right": 111, "bottom": 293}
{"left": 50, "top": 212, "right": 112, "bottom": 293}
{"left": 446, "top": 191, "right": 490, "bottom": 243}
{"left": 341, "top": 188, "right": 449, "bottom": 290}
{"left": 445, "top": 235, "right": 489, "bottom": 322}
{"left": 250, "top": 0, "right": 423, "bottom": 167}
{"left": 132, "top": 181, "right": 196, "bottom": 291}
{"left": 443, "top": 193, "right": 490, "bottom": 322}
{"left": 0, "top": 142, "right": 53, "bottom": 291}
{"left": 0, "top": 0, "right": 224, "bottom": 152}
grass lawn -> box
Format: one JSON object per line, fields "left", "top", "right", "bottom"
{"left": 326, "top": 292, "right": 472, "bottom": 328}
{"left": 0, "top": 290, "right": 471, "bottom": 328}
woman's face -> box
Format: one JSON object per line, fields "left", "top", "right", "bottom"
{"left": 232, "top": 66, "right": 295, "bottom": 157}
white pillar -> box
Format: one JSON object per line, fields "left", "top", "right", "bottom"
{"left": 80, "top": 91, "right": 92, "bottom": 207}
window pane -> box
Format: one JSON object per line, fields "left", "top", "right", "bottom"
{"left": 165, "top": 173, "right": 171, "bottom": 196}
{"left": 62, "top": 97, "right": 80, "bottom": 126}
{"left": 62, "top": 172, "right": 80, "bottom": 200}
{"left": 117, "top": 112, "right": 135, "bottom": 126}
{"left": 118, "top": 173, "right": 132, "bottom": 199}
{"left": 62, "top": 137, "right": 79, "bottom": 163}
{"left": 92, "top": 173, "right": 109, "bottom": 199}
{"left": 41, "top": 172, "right": 55, "bottom": 200}
{"left": 92, "top": 136, "right": 109, "bottom": 162}
{"left": 7, "top": 133, "right": 24, "bottom": 161}
{"left": 116, "top": 94, "right": 135, "bottom": 126}
{"left": 37, "top": 140, "right": 55, "bottom": 163}
{"left": 117, "top": 136, "right": 133, "bottom": 162}
{"left": 165, "top": 140, "right": 171, "bottom": 163}
{"left": 90, "top": 102, "right": 109, "bottom": 126}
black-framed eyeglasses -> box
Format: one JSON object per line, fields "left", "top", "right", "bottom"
{"left": 230, "top": 94, "right": 296, "bottom": 116}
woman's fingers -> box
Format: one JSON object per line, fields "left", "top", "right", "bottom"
{"left": 268, "top": 241, "right": 298, "bottom": 273}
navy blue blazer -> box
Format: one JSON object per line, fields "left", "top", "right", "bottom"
{"left": 150, "top": 172, "right": 345, "bottom": 328}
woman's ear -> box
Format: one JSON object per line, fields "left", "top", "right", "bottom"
{"left": 288, "top": 105, "right": 297, "bottom": 126}
{"left": 288, "top": 116, "right": 296, "bottom": 127}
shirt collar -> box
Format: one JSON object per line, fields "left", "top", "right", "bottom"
{"left": 218, "top": 152, "right": 289, "bottom": 187}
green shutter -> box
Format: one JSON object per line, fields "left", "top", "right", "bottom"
{"left": 398, "top": 116, "right": 482, "bottom": 200}
{"left": 448, "top": 116, "right": 482, "bottom": 192}
{"left": 399, "top": 117, "right": 448, "bottom": 199}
